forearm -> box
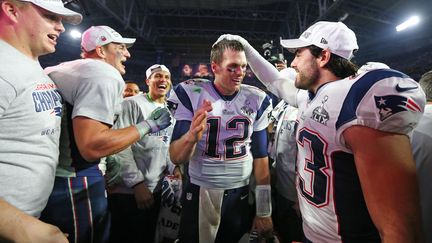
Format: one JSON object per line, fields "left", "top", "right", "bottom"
{"left": 78, "top": 125, "right": 140, "bottom": 161}
{"left": 0, "top": 200, "right": 67, "bottom": 243}
{"left": 243, "top": 42, "right": 298, "bottom": 105}
{"left": 243, "top": 43, "right": 281, "bottom": 86}
{"left": 169, "top": 132, "right": 197, "bottom": 164}
{"left": 253, "top": 157, "right": 271, "bottom": 185}
{"left": 0, "top": 200, "right": 25, "bottom": 242}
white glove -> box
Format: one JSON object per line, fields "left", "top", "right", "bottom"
{"left": 161, "top": 175, "right": 182, "bottom": 207}
{"left": 136, "top": 107, "right": 172, "bottom": 138}
{"left": 213, "top": 34, "right": 250, "bottom": 48}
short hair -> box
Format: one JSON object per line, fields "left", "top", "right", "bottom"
{"left": 419, "top": 70, "right": 432, "bottom": 101}
{"left": 210, "top": 39, "right": 244, "bottom": 64}
{"left": 80, "top": 44, "right": 111, "bottom": 59}
{"left": 0, "top": 0, "right": 28, "bottom": 12}
{"left": 307, "top": 45, "right": 358, "bottom": 79}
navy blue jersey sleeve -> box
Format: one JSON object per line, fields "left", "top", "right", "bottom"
{"left": 251, "top": 128, "right": 268, "bottom": 158}
{"left": 170, "top": 120, "right": 191, "bottom": 143}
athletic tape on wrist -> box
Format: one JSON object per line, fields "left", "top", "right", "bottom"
{"left": 135, "top": 121, "right": 151, "bottom": 138}
{"left": 255, "top": 184, "right": 272, "bottom": 217}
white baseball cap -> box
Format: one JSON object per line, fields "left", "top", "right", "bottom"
{"left": 146, "top": 64, "right": 170, "bottom": 79}
{"left": 280, "top": 21, "right": 358, "bottom": 60}
{"left": 21, "top": 0, "right": 82, "bottom": 24}
{"left": 81, "top": 26, "right": 136, "bottom": 52}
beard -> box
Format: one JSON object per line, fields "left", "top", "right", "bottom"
{"left": 294, "top": 62, "right": 319, "bottom": 90}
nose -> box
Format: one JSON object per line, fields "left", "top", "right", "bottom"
{"left": 56, "top": 20, "right": 65, "bottom": 33}
{"left": 124, "top": 48, "right": 131, "bottom": 58}
{"left": 233, "top": 66, "right": 246, "bottom": 75}
{"left": 290, "top": 58, "right": 297, "bottom": 69}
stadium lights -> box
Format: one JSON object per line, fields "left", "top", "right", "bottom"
{"left": 396, "top": 16, "right": 420, "bottom": 32}
{"left": 69, "top": 29, "right": 82, "bottom": 39}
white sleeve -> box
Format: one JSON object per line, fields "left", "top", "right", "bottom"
{"left": 113, "top": 99, "right": 145, "bottom": 187}
{"left": 337, "top": 69, "right": 426, "bottom": 145}
{"left": 167, "top": 84, "right": 194, "bottom": 121}
{"left": 254, "top": 95, "right": 273, "bottom": 131}
{"left": 243, "top": 43, "right": 299, "bottom": 107}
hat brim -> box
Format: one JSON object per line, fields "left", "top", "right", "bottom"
{"left": 113, "top": 37, "right": 136, "bottom": 48}
{"left": 31, "top": 2, "right": 83, "bottom": 25}
{"left": 280, "top": 38, "right": 311, "bottom": 53}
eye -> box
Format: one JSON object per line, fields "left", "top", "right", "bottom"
{"left": 44, "top": 14, "right": 61, "bottom": 22}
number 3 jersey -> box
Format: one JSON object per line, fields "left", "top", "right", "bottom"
{"left": 293, "top": 69, "right": 425, "bottom": 242}
{"left": 168, "top": 79, "right": 272, "bottom": 189}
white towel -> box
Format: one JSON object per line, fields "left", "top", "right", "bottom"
{"left": 198, "top": 187, "right": 224, "bottom": 243}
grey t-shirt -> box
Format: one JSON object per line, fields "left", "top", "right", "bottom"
{"left": 0, "top": 40, "right": 62, "bottom": 217}
{"left": 109, "top": 94, "right": 175, "bottom": 193}
{"left": 45, "top": 59, "right": 124, "bottom": 177}
{"left": 269, "top": 100, "right": 298, "bottom": 202}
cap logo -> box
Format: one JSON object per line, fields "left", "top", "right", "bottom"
{"left": 320, "top": 38, "right": 328, "bottom": 44}
{"left": 101, "top": 36, "right": 107, "bottom": 41}
{"left": 302, "top": 32, "right": 311, "bottom": 38}
{"left": 151, "top": 66, "right": 162, "bottom": 73}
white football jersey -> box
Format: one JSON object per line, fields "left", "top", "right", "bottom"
{"left": 168, "top": 79, "right": 272, "bottom": 189}
{"left": 293, "top": 69, "right": 425, "bottom": 242}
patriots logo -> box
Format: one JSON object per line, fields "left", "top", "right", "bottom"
{"left": 167, "top": 101, "right": 178, "bottom": 115}
{"left": 374, "top": 95, "right": 421, "bottom": 121}
{"left": 50, "top": 106, "right": 62, "bottom": 117}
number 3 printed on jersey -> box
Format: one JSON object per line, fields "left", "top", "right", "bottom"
{"left": 205, "top": 117, "right": 250, "bottom": 160}
{"left": 297, "top": 128, "right": 330, "bottom": 207}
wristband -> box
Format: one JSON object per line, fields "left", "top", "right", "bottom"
{"left": 255, "top": 184, "right": 272, "bottom": 217}
{"left": 135, "top": 120, "right": 151, "bottom": 138}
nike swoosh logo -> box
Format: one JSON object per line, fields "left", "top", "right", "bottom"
{"left": 396, "top": 84, "right": 418, "bottom": 92}
{"left": 240, "top": 194, "right": 248, "bottom": 200}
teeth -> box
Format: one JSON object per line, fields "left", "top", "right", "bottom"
{"left": 48, "top": 34, "right": 57, "bottom": 41}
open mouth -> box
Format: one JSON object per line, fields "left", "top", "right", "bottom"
{"left": 157, "top": 84, "right": 168, "bottom": 90}
{"left": 48, "top": 34, "right": 58, "bottom": 43}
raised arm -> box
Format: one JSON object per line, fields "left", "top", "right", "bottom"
{"left": 169, "top": 99, "right": 213, "bottom": 164}
{"left": 343, "top": 126, "right": 423, "bottom": 242}
{"left": 214, "top": 34, "right": 299, "bottom": 106}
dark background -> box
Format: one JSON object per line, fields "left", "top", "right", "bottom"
{"left": 40, "top": 0, "right": 432, "bottom": 91}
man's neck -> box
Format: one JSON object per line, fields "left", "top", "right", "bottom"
{"left": 213, "top": 79, "right": 236, "bottom": 96}
{"left": 147, "top": 92, "right": 165, "bottom": 104}
{"left": 0, "top": 30, "right": 37, "bottom": 60}
{"left": 311, "top": 72, "right": 343, "bottom": 94}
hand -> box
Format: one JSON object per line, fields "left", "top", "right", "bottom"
{"left": 185, "top": 99, "right": 212, "bottom": 143}
{"left": 16, "top": 216, "right": 68, "bottom": 243}
{"left": 136, "top": 107, "right": 172, "bottom": 137}
{"left": 133, "top": 183, "right": 154, "bottom": 209}
{"left": 213, "top": 34, "right": 250, "bottom": 48}
{"left": 252, "top": 216, "right": 273, "bottom": 238}
{"left": 147, "top": 107, "right": 172, "bottom": 132}
{"left": 161, "top": 175, "right": 182, "bottom": 206}
{"left": 105, "top": 155, "right": 122, "bottom": 187}
{"left": 0, "top": 200, "right": 68, "bottom": 243}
